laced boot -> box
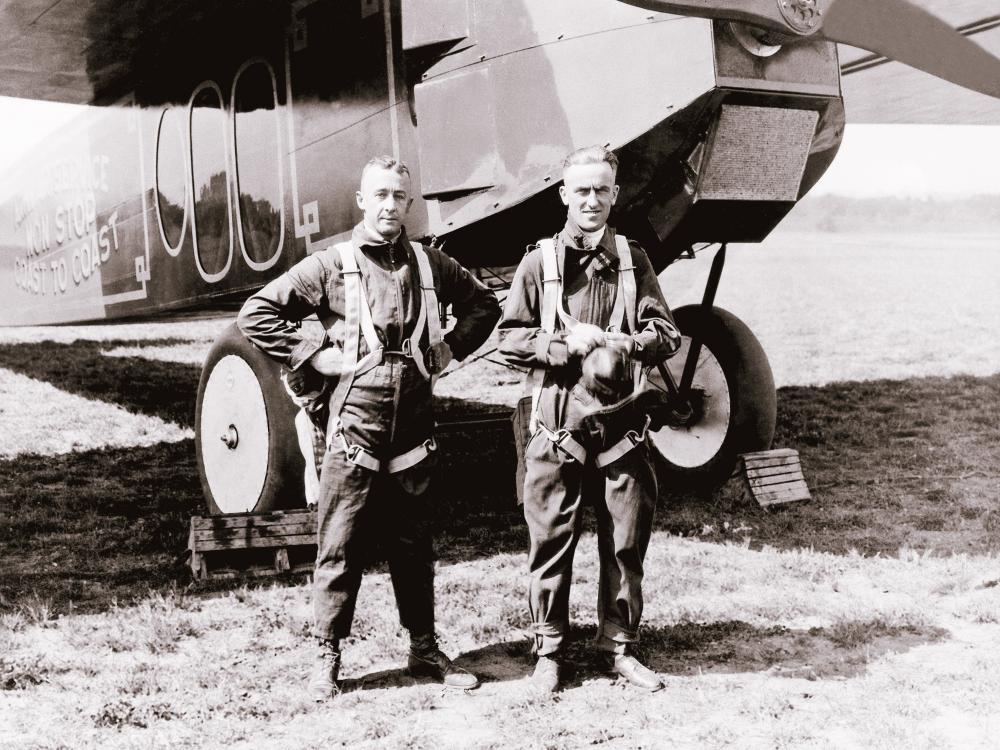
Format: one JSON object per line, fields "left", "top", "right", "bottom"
{"left": 307, "top": 639, "right": 342, "bottom": 701}
{"left": 407, "top": 633, "right": 479, "bottom": 690}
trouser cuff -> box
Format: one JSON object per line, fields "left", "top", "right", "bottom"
{"left": 532, "top": 622, "right": 565, "bottom": 657}
{"left": 409, "top": 630, "right": 438, "bottom": 655}
{"left": 596, "top": 622, "right": 638, "bottom": 654}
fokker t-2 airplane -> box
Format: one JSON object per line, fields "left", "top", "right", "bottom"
{"left": 0, "top": 0, "right": 997, "bottom": 515}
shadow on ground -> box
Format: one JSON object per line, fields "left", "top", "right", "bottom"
{"left": 338, "top": 619, "right": 947, "bottom": 692}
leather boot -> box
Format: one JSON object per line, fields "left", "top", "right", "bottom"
{"left": 407, "top": 633, "right": 480, "bottom": 690}
{"left": 611, "top": 647, "right": 663, "bottom": 692}
{"left": 307, "top": 640, "right": 342, "bottom": 701}
{"left": 531, "top": 655, "right": 562, "bottom": 693}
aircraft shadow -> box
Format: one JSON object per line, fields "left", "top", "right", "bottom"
{"left": 2, "top": 349, "right": 998, "bottom": 617}
{"left": 337, "top": 619, "right": 946, "bottom": 692}
{"left": 0, "top": 339, "right": 202, "bottom": 427}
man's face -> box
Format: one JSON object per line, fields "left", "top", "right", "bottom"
{"left": 356, "top": 166, "right": 413, "bottom": 239}
{"left": 559, "top": 161, "right": 619, "bottom": 233}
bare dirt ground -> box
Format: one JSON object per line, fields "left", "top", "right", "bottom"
{"left": 1, "top": 229, "right": 1000, "bottom": 749}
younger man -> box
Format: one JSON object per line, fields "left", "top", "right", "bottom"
{"left": 499, "top": 146, "right": 681, "bottom": 692}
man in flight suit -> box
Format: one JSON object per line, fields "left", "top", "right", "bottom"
{"left": 499, "top": 146, "right": 681, "bottom": 692}
{"left": 238, "top": 156, "right": 501, "bottom": 700}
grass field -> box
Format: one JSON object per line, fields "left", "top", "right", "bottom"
{"left": 1, "top": 229, "right": 1000, "bottom": 749}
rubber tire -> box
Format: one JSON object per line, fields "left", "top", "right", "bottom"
{"left": 195, "top": 322, "right": 305, "bottom": 515}
{"left": 652, "top": 305, "right": 776, "bottom": 490}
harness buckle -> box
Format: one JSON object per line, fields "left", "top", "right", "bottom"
{"left": 401, "top": 338, "right": 413, "bottom": 357}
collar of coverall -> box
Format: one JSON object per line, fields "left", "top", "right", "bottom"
{"left": 559, "top": 217, "right": 617, "bottom": 254}
{"left": 352, "top": 220, "right": 411, "bottom": 255}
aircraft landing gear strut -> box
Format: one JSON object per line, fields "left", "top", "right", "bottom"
{"left": 648, "top": 243, "right": 777, "bottom": 489}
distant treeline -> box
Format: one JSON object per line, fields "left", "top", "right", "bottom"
{"left": 784, "top": 194, "right": 1000, "bottom": 232}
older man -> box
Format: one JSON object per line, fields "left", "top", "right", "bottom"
{"left": 499, "top": 146, "right": 681, "bottom": 692}
{"left": 238, "top": 156, "right": 500, "bottom": 700}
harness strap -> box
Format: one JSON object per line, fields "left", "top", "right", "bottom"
{"left": 322, "top": 241, "right": 439, "bottom": 472}
{"left": 326, "top": 242, "right": 384, "bottom": 428}
{"left": 327, "top": 417, "right": 437, "bottom": 474}
{"left": 595, "top": 414, "right": 652, "bottom": 468}
{"left": 528, "top": 238, "right": 566, "bottom": 434}
{"left": 528, "top": 235, "right": 641, "bottom": 434}
{"left": 614, "top": 235, "right": 638, "bottom": 336}
{"left": 408, "top": 242, "right": 443, "bottom": 386}
{"left": 535, "top": 421, "right": 588, "bottom": 464}
{"left": 386, "top": 437, "right": 438, "bottom": 473}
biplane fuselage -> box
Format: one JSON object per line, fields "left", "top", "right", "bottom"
{"left": 0, "top": 0, "right": 845, "bottom": 326}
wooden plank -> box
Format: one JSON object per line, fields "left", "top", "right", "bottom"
{"left": 193, "top": 521, "right": 316, "bottom": 543}
{"left": 754, "top": 484, "right": 812, "bottom": 506}
{"left": 742, "top": 454, "right": 801, "bottom": 470}
{"left": 194, "top": 533, "right": 317, "bottom": 552}
{"left": 748, "top": 473, "right": 805, "bottom": 489}
{"left": 746, "top": 464, "right": 805, "bottom": 480}
{"left": 740, "top": 448, "right": 798, "bottom": 461}
{"left": 749, "top": 474, "right": 806, "bottom": 492}
{"left": 199, "top": 561, "right": 315, "bottom": 580}
{"left": 190, "top": 510, "right": 315, "bottom": 531}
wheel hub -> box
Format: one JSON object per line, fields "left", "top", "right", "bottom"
{"left": 220, "top": 424, "right": 239, "bottom": 450}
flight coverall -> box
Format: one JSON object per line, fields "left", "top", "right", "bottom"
{"left": 238, "top": 221, "right": 500, "bottom": 642}
{"left": 498, "top": 220, "right": 679, "bottom": 656}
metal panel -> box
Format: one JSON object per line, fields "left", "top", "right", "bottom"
{"left": 714, "top": 20, "right": 841, "bottom": 97}
{"left": 698, "top": 105, "right": 818, "bottom": 201}
{"left": 414, "top": 67, "right": 498, "bottom": 196}
{"left": 402, "top": 0, "right": 470, "bottom": 50}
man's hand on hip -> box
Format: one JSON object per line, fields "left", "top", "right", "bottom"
{"left": 424, "top": 341, "right": 453, "bottom": 375}
{"left": 308, "top": 346, "right": 343, "bottom": 376}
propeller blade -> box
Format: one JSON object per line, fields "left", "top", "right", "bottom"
{"left": 822, "top": 0, "right": 1000, "bottom": 99}
{"left": 618, "top": 0, "right": 1000, "bottom": 99}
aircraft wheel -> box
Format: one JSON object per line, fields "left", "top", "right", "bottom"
{"left": 647, "top": 305, "right": 776, "bottom": 489}
{"left": 195, "top": 323, "right": 305, "bottom": 514}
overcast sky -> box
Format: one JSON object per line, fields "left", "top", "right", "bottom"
{"left": 1, "top": 95, "right": 998, "bottom": 198}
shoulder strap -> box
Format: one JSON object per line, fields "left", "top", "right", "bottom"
{"left": 408, "top": 241, "right": 442, "bottom": 385}
{"left": 537, "top": 238, "right": 561, "bottom": 335}
{"left": 326, "top": 242, "right": 383, "bottom": 424}
{"left": 613, "top": 234, "right": 638, "bottom": 335}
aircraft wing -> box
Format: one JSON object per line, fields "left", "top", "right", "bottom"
{"left": 839, "top": 0, "right": 1000, "bottom": 123}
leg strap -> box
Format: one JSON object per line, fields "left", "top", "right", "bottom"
{"left": 328, "top": 418, "right": 382, "bottom": 472}
{"left": 386, "top": 438, "right": 438, "bottom": 474}
{"left": 595, "top": 414, "right": 652, "bottom": 469}
{"left": 327, "top": 417, "right": 436, "bottom": 474}
{"left": 535, "top": 421, "right": 588, "bottom": 464}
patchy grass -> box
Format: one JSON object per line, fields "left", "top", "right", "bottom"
{"left": 2, "top": 231, "right": 1000, "bottom": 747}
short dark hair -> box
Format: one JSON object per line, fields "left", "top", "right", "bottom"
{"left": 361, "top": 155, "right": 410, "bottom": 182}
{"left": 563, "top": 145, "right": 618, "bottom": 177}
